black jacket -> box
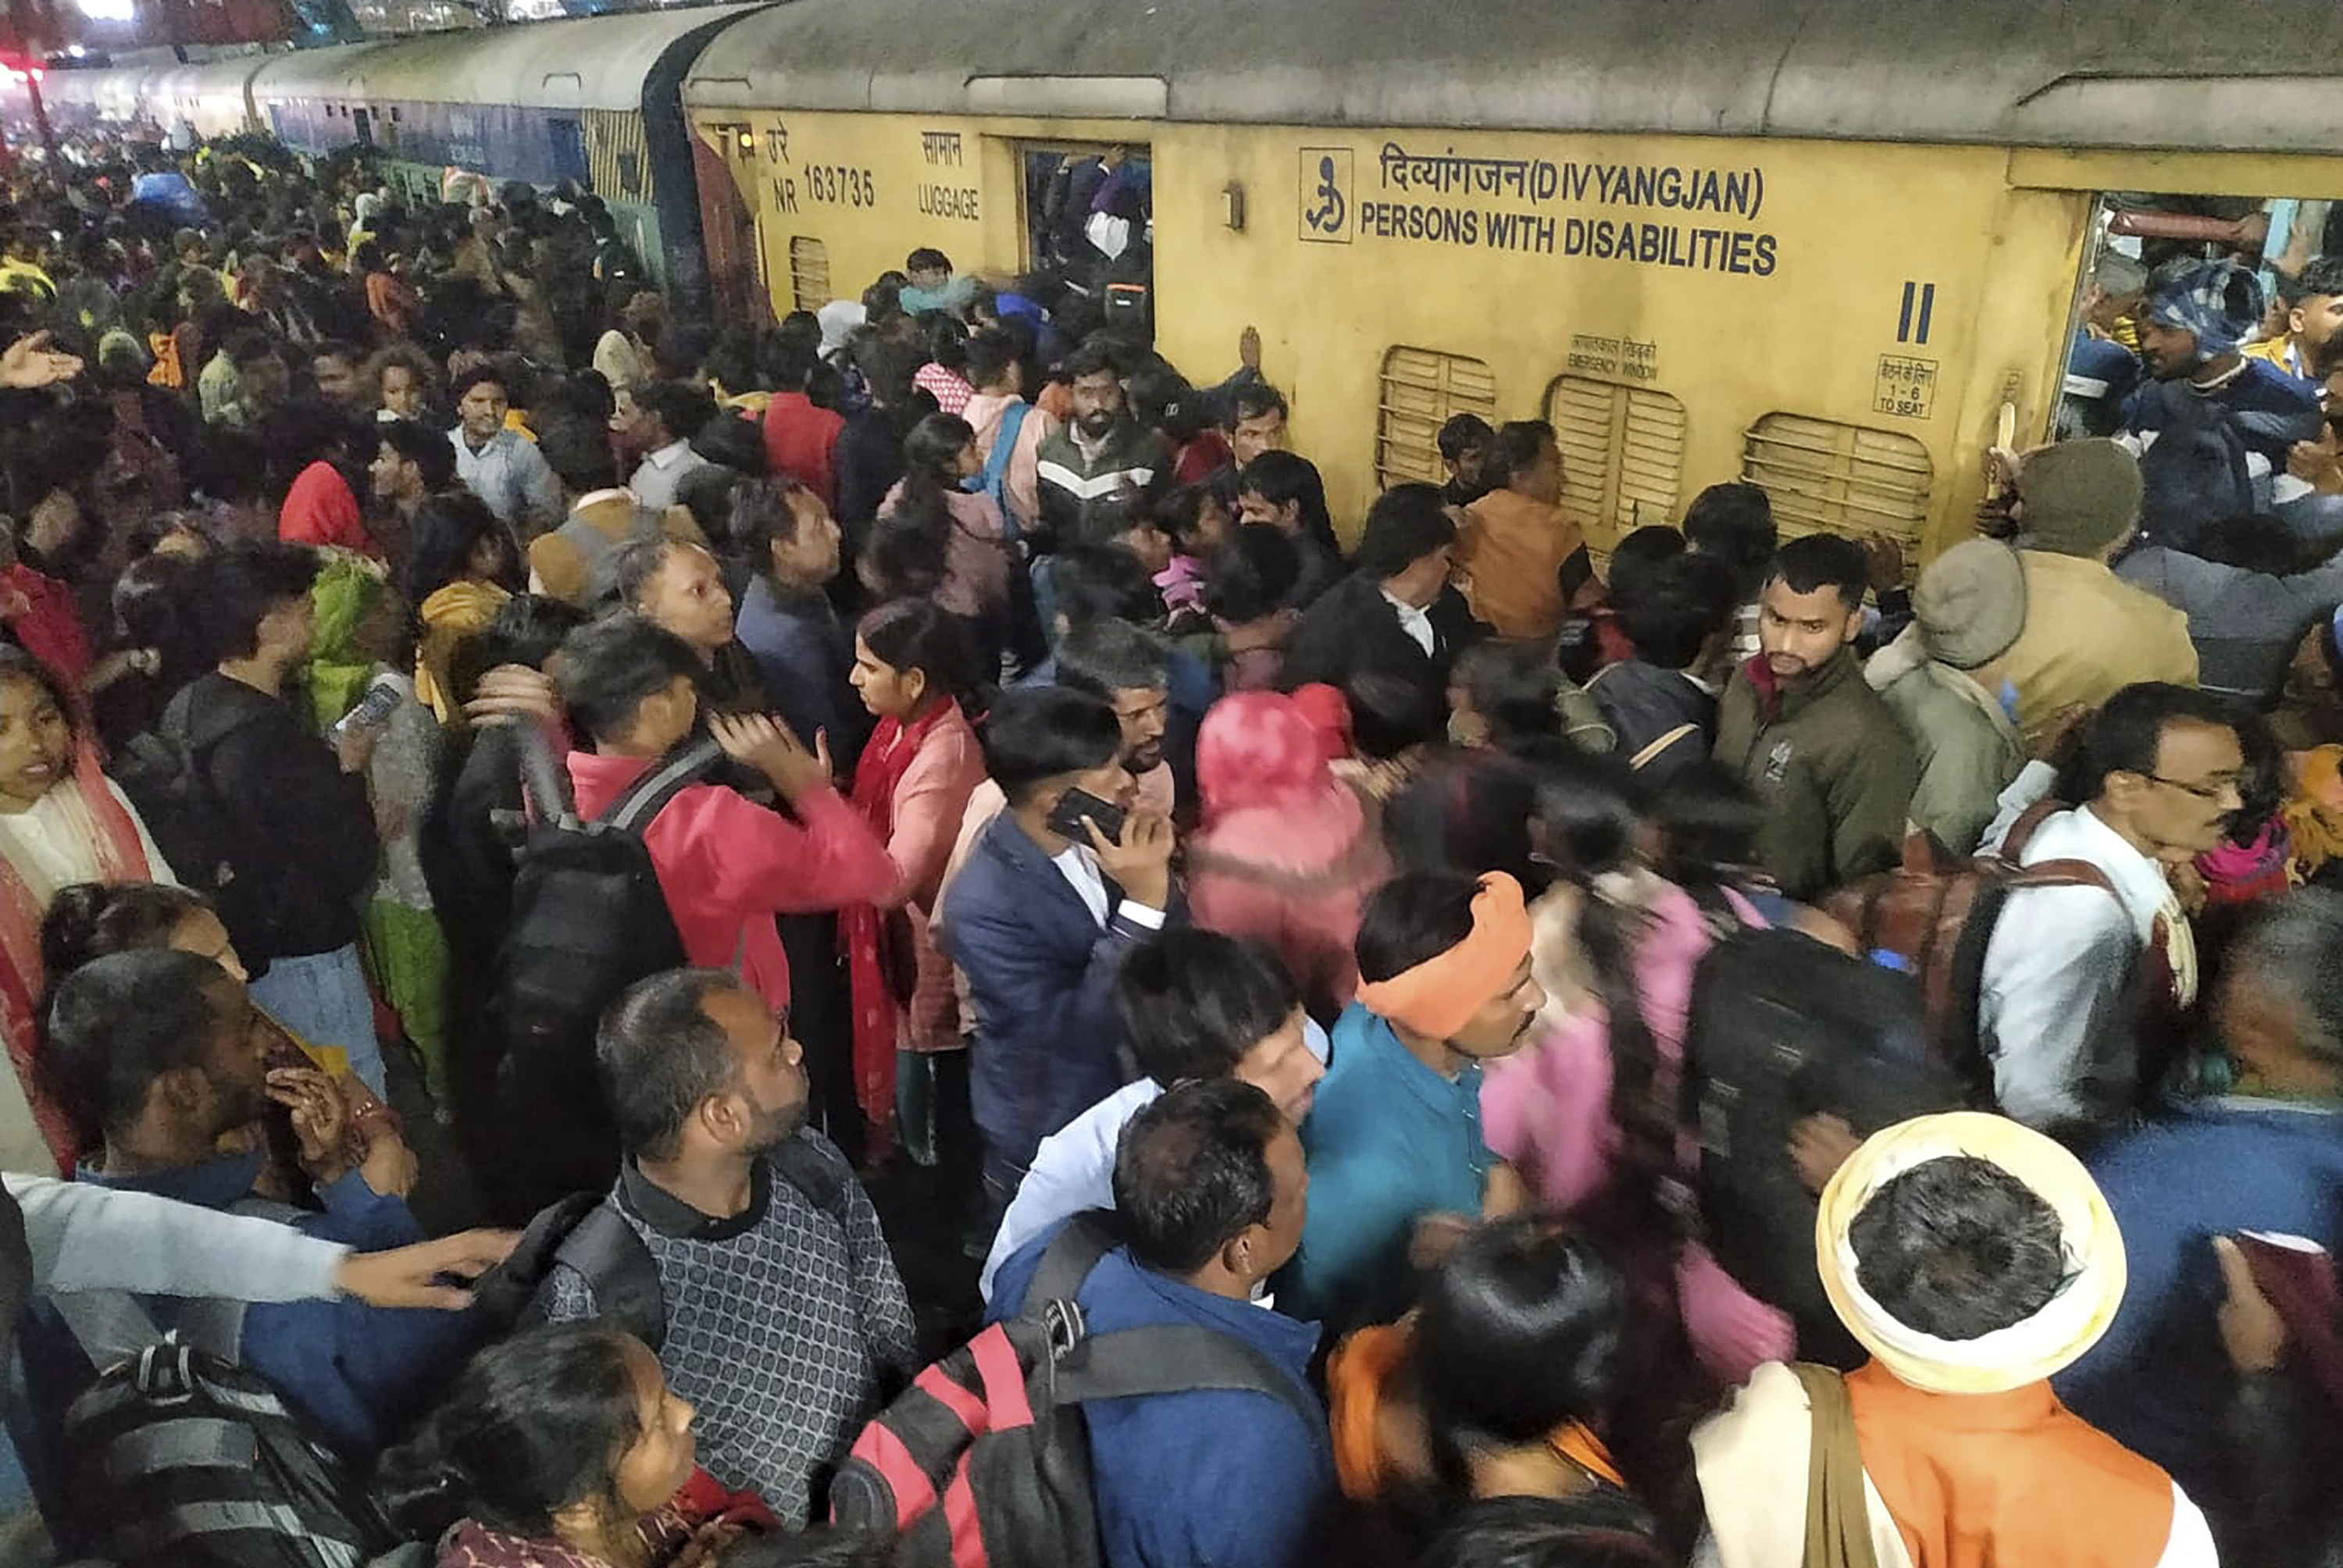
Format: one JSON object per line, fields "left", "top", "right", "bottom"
{"left": 833, "top": 407, "right": 912, "bottom": 545}
{"left": 1281, "top": 576, "right": 1488, "bottom": 757}
{"left": 181, "top": 672, "right": 377, "bottom": 964}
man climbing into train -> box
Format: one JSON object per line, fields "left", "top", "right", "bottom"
{"left": 2123, "top": 258, "right": 2322, "bottom": 554}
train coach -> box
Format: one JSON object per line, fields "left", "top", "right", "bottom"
{"left": 42, "top": 46, "right": 273, "bottom": 140}
{"left": 249, "top": 5, "right": 748, "bottom": 300}
{"left": 677, "top": 0, "right": 2343, "bottom": 560}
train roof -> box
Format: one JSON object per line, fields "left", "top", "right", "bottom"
{"left": 678, "top": 0, "right": 2343, "bottom": 156}
{"left": 254, "top": 5, "right": 750, "bottom": 112}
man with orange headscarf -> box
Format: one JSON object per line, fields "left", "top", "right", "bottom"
{"left": 1276, "top": 869, "right": 1542, "bottom": 1337}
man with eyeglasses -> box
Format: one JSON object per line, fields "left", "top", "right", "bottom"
{"left": 1977, "top": 682, "right": 2243, "bottom": 1138}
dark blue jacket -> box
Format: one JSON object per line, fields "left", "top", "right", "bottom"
{"left": 2061, "top": 1098, "right": 2343, "bottom": 1515}
{"left": 734, "top": 575, "right": 871, "bottom": 770}
{"left": 29, "top": 1149, "right": 473, "bottom": 1457}
{"left": 990, "top": 1224, "right": 1334, "bottom": 1568}
{"left": 936, "top": 814, "right": 1178, "bottom": 1174}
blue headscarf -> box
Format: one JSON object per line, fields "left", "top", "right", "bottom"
{"left": 2145, "top": 259, "right": 2266, "bottom": 361}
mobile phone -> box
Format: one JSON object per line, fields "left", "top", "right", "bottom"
{"left": 329, "top": 682, "right": 401, "bottom": 741}
{"left": 1046, "top": 786, "right": 1128, "bottom": 845}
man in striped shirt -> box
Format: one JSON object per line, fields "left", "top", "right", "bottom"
{"left": 1035, "top": 340, "right": 1168, "bottom": 551}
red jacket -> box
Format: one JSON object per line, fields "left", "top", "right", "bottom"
{"left": 278, "top": 461, "right": 380, "bottom": 557}
{"left": 565, "top": 751, "right": 897, "bottom": 1013}
{"left": 761, "top": 392, "right": 846, "bottom": 512}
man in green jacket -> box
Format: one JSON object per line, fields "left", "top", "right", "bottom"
{"left": 1714, "top": 533, "right": 1919, "bottom": 899}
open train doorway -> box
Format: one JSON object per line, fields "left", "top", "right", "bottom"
{"left": 2056, "top": 193, "right": 2341, "bottom": 437}
{"left": 2054, "top": 191, "right": 2341, "bottom": 551}
{"left": 1020, "top": 141, "right": 1152, "bottom": 331}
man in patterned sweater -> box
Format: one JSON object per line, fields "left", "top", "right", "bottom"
{"left": 538, "top": 968, "right": 916, "bottom": 1525}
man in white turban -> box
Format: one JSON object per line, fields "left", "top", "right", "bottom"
{"left": 1689, "top": 1112, "right": 2215, "bottom": 1568}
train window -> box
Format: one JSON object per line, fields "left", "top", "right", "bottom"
{"left": 1740, "top": 413, "right": 1933, "bottom": 551}
{"left": 789, "top": 237, "right": 832, "bottom": 312}
{"left": 1375, "top": 347, "right": 1496, "bottom": 490}
{"left": 1545, "top": 376, "right": 1687, "bottom": 550}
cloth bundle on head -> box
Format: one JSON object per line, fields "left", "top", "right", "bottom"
{"left": 1814, "top": 1111, "right": 2127, "bottom": 1395}
{"left": 2147, "top": 258, "right": 2266, "bottom": 362}
{"left": 2017, "top": 438, "right": 2145, "bottom": 559}
{"left": 1354, "top": 871, "right": 1531, "bottom": 1041}
{"left": 1912, "top": 540, "right": 2026, "bottom": 670}
{"left": 817, "top": 299, "right": 866, "bottom": 361}
{"left": 1287, "top": 682, "right": 1355, "bottom": 762}
{"left": 303, "top": 553, "right": 390, "bottom": 732}
{"left": 2284, "top": 743, "right": 2343, "bottom": 880}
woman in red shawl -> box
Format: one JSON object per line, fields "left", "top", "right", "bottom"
{"left": 380, "top": 1323, "right": 776, "bottom": 1568}
{"left": 840, "top": 598, "right": 986, "bottom": 1163}
{"left": 0, "top": 646, "right": 177, "bottom": 1172}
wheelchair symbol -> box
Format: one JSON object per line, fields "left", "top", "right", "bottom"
{"left": 1299, "top": 148, "right": 1352, "bottom": 243}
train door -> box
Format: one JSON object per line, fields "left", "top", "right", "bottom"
{"left": 2055, "top": 191, "right": 2339, "bottom": 436}
{"left": 1020, "top": 140, "right": 1152, "bottom": 326}
{"left": 547, "top": 117, "right": 590, "bottom": 189}
{"left": 694, "top": 122, "right": 770, "bottom": 328}
{"left": 350, "top": 106, "right": 373, "bottom": 149}
{"left": 2049, "top": 187, "right": 2340, "bottom": 555}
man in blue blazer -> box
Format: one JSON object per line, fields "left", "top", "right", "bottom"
{"left": 938, "top": 686, "right": 1181, "bottom": 1206}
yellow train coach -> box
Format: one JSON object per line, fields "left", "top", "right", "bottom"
{"left": 681, "top": 0, "right": 2343, "bottom": 559}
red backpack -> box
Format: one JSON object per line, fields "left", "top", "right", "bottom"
{"left": 828, "top": 1213, "right": 1318, "bottom": 1568}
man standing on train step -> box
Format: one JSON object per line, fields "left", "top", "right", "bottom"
{"left": 2122, "top": 258, "right": 2322, "bottom": 553}
{"left": 1712, "top": 533, "right": 1917, "bottom": 900}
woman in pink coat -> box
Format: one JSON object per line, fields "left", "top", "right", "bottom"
{"left": 1185, "top": 689, "right": 1389, "bottom": 1024}
{"left": 842, "top": 598, "right": 988, "bottom": 1161}
{"left": 1477, "top": 756, "right": 1793, "bottom": 1497}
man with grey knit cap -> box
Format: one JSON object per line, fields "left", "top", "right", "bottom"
{"left": 1866, "top": 540, "right": 2030, "bottom": 854}
{"left": 1995, "top": 439, "right": 2199, "bottom": 746}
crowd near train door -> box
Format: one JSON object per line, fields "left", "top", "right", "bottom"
{"left": 2056, "top": 190, "right": 2343, "bottom": 441}
{"left": 1021, "top": 141, "right": 1153, "bottom": 336}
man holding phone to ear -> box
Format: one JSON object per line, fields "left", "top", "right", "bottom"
{"left": 940, "top": 686, "right": 1181, "bottom": 1215}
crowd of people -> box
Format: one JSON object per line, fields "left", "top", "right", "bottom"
{"left": 0, "top": 129, "right": 2338, "bottom": 1568}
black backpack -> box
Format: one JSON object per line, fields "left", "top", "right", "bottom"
{"left": 490, "top": 728, "right": 719, "bottom": 1213}
{"left": 1678, "top": 924, "right": 1969, "bottom": 1363}
{"left": 829, "top": 1213, "right": 1319, "bottom": 1568}
{"left": 113, "top": 685, "right": 276, "bottom": 955}
{"left": 47, "top": 1243, "right": 396, "bottom": 1567}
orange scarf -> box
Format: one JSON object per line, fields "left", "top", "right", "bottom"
{"left": 1354, "top": 871, "right": 1531, "bottom": 1040}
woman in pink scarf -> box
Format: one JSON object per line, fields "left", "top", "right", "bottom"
{"left": 1186, "top": 689, "right": 1389, "bottom": 1023}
